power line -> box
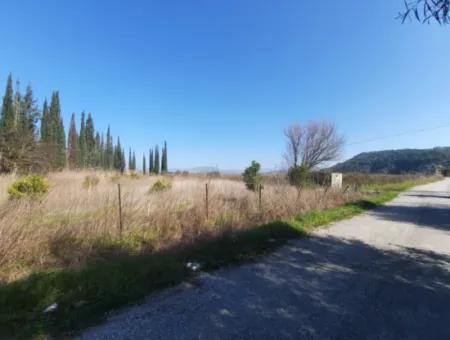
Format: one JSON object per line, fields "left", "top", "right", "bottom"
{"left": 347, "top": 123, "right": 450, "bottom": 146}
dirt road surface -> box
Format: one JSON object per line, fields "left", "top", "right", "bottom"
{"left": 82, "top": 179, "right": 450, "bottom": 339}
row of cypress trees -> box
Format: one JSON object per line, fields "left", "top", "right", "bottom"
{"left": 0, "top": 74, "right": 41, "bottom": 172}
{"left": 67, "top": 112, "right": 126, "bottom": 172}
{"left": 0, "top": 73, "right": 168, "bottom": 174}
{"left": 129, "top": 141, "right": 169, "bottom": 175}
{"left": 40, "top": 92, "right": 66, "bottom": 169}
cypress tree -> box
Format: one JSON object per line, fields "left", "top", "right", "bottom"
{"left": 149, "top": 149, "right": 153, "bottom": 174}
{"left": 100, "top": 133, "right": 106, "bottom": 169}
{"left": 132, "top": 151, "right": 136, "bottom": 170}
{"left": 113, "top": 139, "right": 126, "bottom": 174}
{"left": 67, "top": 113, "right": 79, "bottom": 169}
{"left": 0, "top": 75, "right": 16, "bottom": 172}
{"left": 40, "top": 99, "right": 50, "bottom": 142}
{"left": 143, "top": 154, "right": 146, "bottom": 174}
{"left": 95, "top": 132, "right": 101, "bottom": 167}
{"left": 14, "top": 85, "right": 39, "bottom": 171}
{"left": 0, "top": 74, "right": 16, "bottom": 134}
{"left": 106, "top": 126, "right": 113, "bottom": 169}
{"left": 161, "top": 141, "right": 168, "bottom": 173}
{"left": 20, "top": 85, "right": 39, "bottom": 140}
{"left": 120, "top": 147, "right": 126, "bottom": 174}
{"left": 58, "top": 119, "right": 66, "bottom": 168}
{"left": 114, "top": 137, "right": 122, "bottom": 171}
{"left": 154, "top": 145, "right": 160, "bottom": 174}
{"left": 78, "top": 111, "right": 86, "bottom": 168}
{"left": 128, "top": 148, "right": 132, "bottom": 171}
{"left": 13, "top": 80, "right": 22, "bottom": 131}
{"left": 57, "top": 97, "right": 66, "bottom": 168}
{"left": 161, "top": 143, "right": 165, "bottom": 173}
{"left": 49, "top": 91, "right": 66, "bottom": 169}
{"left": 85, "top": 113, "right": 95, "bottom": 167}
{"left": 48, "top": 92, "right": 58, "bottom": 142}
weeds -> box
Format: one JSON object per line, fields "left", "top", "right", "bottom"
{"left": 83, "top": 175, "right": 100, "bottom": 189}
{"left": 148, "top": 179, "right": 172, "bottom": 193}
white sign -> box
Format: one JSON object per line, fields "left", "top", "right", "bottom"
{"left": 331, "top": 173, "right": 343, "bottom": 189}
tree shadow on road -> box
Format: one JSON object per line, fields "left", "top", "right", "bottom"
{"left": 405, "top": 194, "right": 450, "bottom": 199}
{"left": 403, "top": 189, "right": 450, "bottom": 200}
{"left": 368, "top": 204, "right": 450, "bottom": 232}
{"left": 83, "top": 235, "right": 450, "bottom": 340}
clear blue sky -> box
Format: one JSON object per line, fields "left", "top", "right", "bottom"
{"left": 1, "top": 1, "right": 449, "bottom": 170}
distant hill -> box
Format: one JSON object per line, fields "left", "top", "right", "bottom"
{"left": 186, "top": 166, "right": 220, "bottom": 174}
{"left": 171, "top": 167, "right": 276, "bottom": 174}
{"left": 333, "top": 147, "right": 450, "bottom": 174}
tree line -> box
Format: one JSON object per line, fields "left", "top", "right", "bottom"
{"left": 66, "top": 110, "right": 127, "bottom": 172}
{"left": 0, "top": 73, "right": 168, "bottom": 174}
{"left": 127, "top": 142, "right": 168, "bottom": 174}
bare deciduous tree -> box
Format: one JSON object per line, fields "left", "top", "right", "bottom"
{"left": 284, "top": 124, "right": 303, "bottom": 167}
{"left": 284, "top": 121, "right": 344, "bottom": 170}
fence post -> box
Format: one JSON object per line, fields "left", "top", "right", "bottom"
{"left": 320, "top": 185, "right": 330, "bottom": 205}
{"left": 117, "top": 183, "right": 123, "bottom": 237}
{"left": 205, "top": 183, "right": 209, "bottom": 220}
{"left": 343, "top": 185, "right": 350, "bottom": 201}
{"left": 258, "top": 184, "right": 262, "bottom": 213}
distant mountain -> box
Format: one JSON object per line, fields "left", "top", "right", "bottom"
{"left": 333, "top": 147, "right": 450, "bottom": 174}
{"left": 167, "top": 166, "right": 221, "bottom": 174}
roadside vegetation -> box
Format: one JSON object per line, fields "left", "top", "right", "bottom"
{"left": 0, "top": 170, "right": 437, "bottom": 338}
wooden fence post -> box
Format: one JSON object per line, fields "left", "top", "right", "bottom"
{"left": 205, "top": 183, "right": 209, "bottom": 220}
{"left": 320, "top": 185, "right": 330, "bottom": 205}
{"left": 117, "top": 183, "right": 123, "bottom": 237}
{"left": 258, "top": 185, "right": 262, "bottom": 213}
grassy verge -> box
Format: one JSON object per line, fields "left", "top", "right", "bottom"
{"left": 0, "top": 178, "right": 436, "bottom": 338}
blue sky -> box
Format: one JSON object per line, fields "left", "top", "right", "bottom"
{"left": 1, "top": 1, "right": 449, "bottom": 170}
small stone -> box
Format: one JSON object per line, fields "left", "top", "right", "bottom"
{"left": 43, "top": 303, "right": 58, "bottom": 314}
{"left": 186, "top": 261, "right": 201, "bottom": 271}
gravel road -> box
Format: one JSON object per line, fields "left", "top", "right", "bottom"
{"left": 82, "top": 179, "right": 450, "bottom": 340}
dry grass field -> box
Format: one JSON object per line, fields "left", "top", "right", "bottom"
{"left": 0, "top": 171, "right": 437, "bottom": 337}
{"left": 0, "top": 170, "right": 366, "bottom": 282}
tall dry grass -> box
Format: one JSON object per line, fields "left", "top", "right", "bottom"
{"left": 0, "top": 170, "right": 363, "bottom": 281}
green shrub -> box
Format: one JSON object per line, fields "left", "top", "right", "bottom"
{"left": 149, "top": 179, "right": 172, "bottom": 193}
{"left": 8, "top": 175, "right": 49, "bottom": 199}
{"left": 110, "top": 174, "right": 122, "bottom": 183}
{"left": 83, "top": 175, "right": 100, "bottom": 189}
{"left": 287, "top": 165, "right": 311, "bottom": 187}
{"left": 242, "top": 160, "right": 263, "bottom": 191}
{"left": 129, "top": 172, "right": 140, "bottom": 179}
